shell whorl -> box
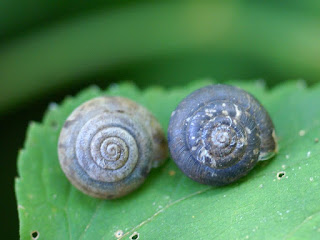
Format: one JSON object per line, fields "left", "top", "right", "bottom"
{"left": 75, "top": 113, "right": 141, "bottom": 183}
{"left": 58, "top": 96, "right": 168, "bottom": 199}
{"left": 168, "top": 84, "right": 277, "bottom": 185}
{"left": 186, "top": 101, "right": 260, "bottom": 170}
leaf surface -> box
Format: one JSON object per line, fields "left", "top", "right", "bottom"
{"left": 16, "top": 80, "right": 320, "bottom": 239}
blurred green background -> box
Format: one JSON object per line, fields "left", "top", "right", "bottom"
{"left": 1, "top": 1, "right": 320, "bottom": 238}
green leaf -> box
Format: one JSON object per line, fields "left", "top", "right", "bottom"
{"left": 16, "top": 80, "right": 320, "bottom": 240}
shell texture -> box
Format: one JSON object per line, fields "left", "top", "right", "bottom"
{"left": 58, "top": 96, "right": 167, "bottom": 199}
{"left": 168, "top": 84, "right": 277, "bottom": 185}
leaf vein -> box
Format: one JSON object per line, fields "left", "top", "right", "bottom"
{"left": 283, "top": 210, "right": 320, "bottom": 239}
{"left": 79, "top": 200, "right": 105, "bottom": 240}
{"left": 116, "top": 187, "right": 212, "bottom": 240}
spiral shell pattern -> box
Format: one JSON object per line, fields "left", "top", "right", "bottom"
{"left": 168, "top": 84, "right": 277, "bottom": 185}
{"left": 76, "top": 114, "right": 140, "bottom": 183}
{"left": 58, "top": 96, "right": 168, "bottom": 199}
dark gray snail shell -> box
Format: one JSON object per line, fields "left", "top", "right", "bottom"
{"left": 58, "top": 96, "right": 168, "bottom": 199}
{"left": 168, "top": 84, "right": 277, "bottom": 186}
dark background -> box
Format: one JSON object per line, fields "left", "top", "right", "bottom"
{"left": 1, "top": 1, "right": 320, "bottom": 239}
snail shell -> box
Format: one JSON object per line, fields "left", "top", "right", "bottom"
{"left": 58, "top": 96, "right": 168, "bottom": 199}
{"left": 168, "top": 84, "right": 277, "bottom": 185}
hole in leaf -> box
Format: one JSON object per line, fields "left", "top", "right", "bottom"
{"left": 277, "top": 171, "right": 286, "bottom": 179}
{"left": 130, "top": 232, "right": 139, "bottom": 240}
{"left": 31, "top": 231, "right": 39, "bottom": 239}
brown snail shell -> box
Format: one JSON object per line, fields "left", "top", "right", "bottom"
{"left": 58, "top": 96, "right": 168, "bottom": 199}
